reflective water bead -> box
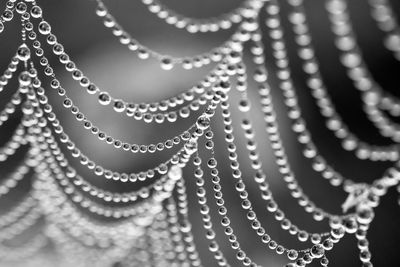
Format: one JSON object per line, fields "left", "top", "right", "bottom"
{"left": 268, "top": 240, "right": 278, "bottom": 249}
{"left": 84, "top": 83, "right": 98, "bottom": 95}
{"left": 276, "top": 245, "right": 285, "bottom": 254}
{"left": 179, "top": 107, "right": 190, "bottom": 118}
{"left": 356, "top": 208, "right": 374, "bottom": 225}
{"left": 16, "top": 44, "right": 30, "bottom": 61}
{"left": 2, "top": 10, "right": 13, "bottom": 22}
{"left": 205, "top": 140, "right": 214, "bottom": 150}
{"left": 343, "top": 217, "right": 358, "bottom": 233}
{"left": 227, "top": 51, "right": 242, "bottom": 64}
{"left": 242, "top": 18, "right": 258, "bottom": 32}
{"left": 50, "top": 79, "right": 60, "bottom": 89}
{"left": 27, "top": 31, "right": 36, "bottom": 41}
{"left": 196, "top": 116, "right": 210, "bottom": 130}
{"left": 320, "top": 256, "right": 329, "bottom": 266}
{"left": 358, "top": 239, "right": 369, "bottom": 250}
{"left": 311, "top": 233, "right": 321, "bottom": 244}
{"left": 167, "top": 111, "right": 177, "bottom": 122}
{"left": 15, "top": 2, "right": 27, "bottom": 14}
{"left": 287, "top": 249, "right": 299, "bottom": 261}
{"left": 53, "top": 43, "right": 64, "bottom": 55}
{"left": 207, "top": 158, "right": 217, "bottom": 168}
{"left": 137, "top": 48, "right": 149, "bottom": 59}
{"left": 359, "top": 250, "right": 371, "bottom": 263}
{"left": 36, "top": 48, "right": 44, "bottom": 57}
{"left": 113, "top": 100, "right": 126, "bottom": 112}
{"left": 219, "top": 81, "right": 231, "bottom": 93}
{"left": 254, "top": 67, "right": 268, "bottom": 82}
{"left": 160, "top": 56, "right": 174, "bottom": 70}
{"left": 98, "top": 92, "right": 111, "bottom": 105}
{"left": 182, "top": 58, "right": 193, "bottom": 69}
{"left": 63, "top": 98, "right": 73, "bottom": 108}
{"left": 18, "top": 71, "right": 31, "bottom": 86}
{"left": 30, "top": 5, "right": 42, "bottom": 18}
{"left": 310, "top": 244, "right": 325, "bottom": 258}
{"left": 38, "top": 21, "right": 51, "bottom": 35}
{"left": 238, "top": 99, "right": 250, "bottom": 112}
{"left": 322, "top": 239, "right": 334, "bottom": 250}
{"left": 295, "top": 258, "right": 306, "bottom": 267}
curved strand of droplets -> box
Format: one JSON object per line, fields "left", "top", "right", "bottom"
{"left": 29, "top": 79, "right": 221, "bottom": 183}
{"left": 368, "top": 0, "right": 400, "bottom": 61}
{"left": 30, "top": 70, "right": 215, "bottom": 157}
{"left": 265, "top": 0, "right": 399, "bottom": 162}
{"left": 326, "top": 0, "right": 400, "bottom": 142}
{"left": 138, "top": 0, "right": 253, "bottom": 33}
{"left": 92, "top": 0, "right": 261, "bottom": 68}
{"left": 0, "top": 158, "right": 30, "bottom": 198}
{"left": 27, "top": 24, "right": 230, "bottom": 119}
{"left": 0, "top": 194, "right": 37, "bottom": 229}
{"left": 35, "top": 122, "right": 186, "bottom": 205}
{"left": 260, "top": 0, "right": 400, "bottom": 191}
{"left": 0, "top": 2, "right": 14, "bottom": 33}
{"left": 29, "top": 123, "right": 177, "bottom": 219}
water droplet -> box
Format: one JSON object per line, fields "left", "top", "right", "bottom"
{"left": 160, "top": 56, "right": 173, "bottom": 70}
{"left": 196, "top": 116, "right": 210, "bottom": 130}
{"left": 238, "top": 99, "right": 250, "bottom": 112}
{"left": 16, "top": 2, "right": 27, "bottom": 14}
{"left": 18, "top": 71, "right": 31, "bottom": 86}
{"left": 113, "top": 100, "right": 126, "bottom": 112}
{"left": 38, "top": 21, "right": 51, "bottom": 35}
{"left": 2, "top": 10, "right": 14, "bottom": 22}
{"left": 16, "top": 44, "right": 30, "bottom": 61}
{"left": 310, "top": 244, "right": 325, "bottom": 258}
{"left": 30, "top": 6, "right": 42, "bottom": 18}
{"left": 98, "top": 92, "right": 111, "bottom": 105}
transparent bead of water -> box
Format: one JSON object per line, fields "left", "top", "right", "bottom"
{"left": 98, "top": 92, "right": 111, "bottom": 105}
{"left": 207, "top": 158, "right": 217, "bottom": 168}
{"left": 160, "top": 56, "right": 174, "bottom": 70}
{"left": 310, "top": 244, "right": 325, "bottom": 258}
{"left": 2, "top": 10, "right": 13, "bottom": 22}
{"left": 18, "top": 71, "right": 31, "bottom": 86}
{"left": 359, "top": 250, "right": 371, "bottom": 263}
{"left": 320, "top": 257, "right": 329, "bottom": 266}
{"left": 30, "top": 5, "right": 42, "bottom": 18}
{"left": 196, "top": 116, "right": 210, "bottom": 130}
{"left": 16, "top": 44, "right": 30, "bottom": 61}
{"left": 356, "top": 208, "right": 374, "bottom": 225}
{"left": 254, "top": 67, "right": 268, "bottom": 82}
{"left": 15, "top": 2, "right": 27, "bottom": 14}
{"left": 238, "top": 99, "right": 250, "bottom": 112}
{"left": 385, "top": 33, "right": 400, "bottom": 52}
{"left": 38, "top": 21, "right": 51, "bottom": 35}
{"left": 287, "top": 249, "right": 298, "bottom": 260}
{"left": 113, "top": 100, "right": 126, "bottom": 112}
{"left": 227, "top": 51, "right": 242, "bottom": 64}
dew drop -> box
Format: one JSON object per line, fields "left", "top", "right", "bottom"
{"left": 30, "top": 6, "right": 42, "bottom": 18}
{"left": 38, "top": 21, "right": 51, "bottom": 35}
{"left": 18, "top": 71, "right": 31, "bottom": 86}
{"left": 98, "top": 92, "right": 111, "bottom": 105}
{"left": 16, "top": 44, "right": 31, "bottom": 61}
{"left": 196, "top": 116, "right": 210, "bottom": 130}
{"left": 160, "top": 56, "right": 174, "bottom": 70}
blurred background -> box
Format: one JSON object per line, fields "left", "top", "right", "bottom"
{"left": 0, "top": 0, "right": 400, "bottom": 266}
